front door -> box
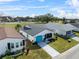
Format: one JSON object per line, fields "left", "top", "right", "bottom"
{"left": 36, "top": 35, "right": 43, "bottom": 43}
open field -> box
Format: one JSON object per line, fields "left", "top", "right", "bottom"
{"left": 49, "top": 37, "right": 79, "bottom": 53}
{"left": 0, "top": 22, "right": 35, "bottom": 27}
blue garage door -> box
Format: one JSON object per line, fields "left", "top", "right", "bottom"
{"left": 66, "top": 31, "right": 76, "bottom": 37}
{"left": 67, "top": 31, "right": 71, "bottom": 35}
{"left": 36, "top": 35, "right": 43, "bottom": 43}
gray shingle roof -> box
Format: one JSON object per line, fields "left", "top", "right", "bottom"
{"left": 71, "top": 23, "right": 79, "bottom": 28}
{"left": 63, "top": 24, "right": 77, "bottom": 31}
{"left": 22, "top": 23, "right": 77, "bottom": 36}
{"left": 45, "top": 23, "right": 77, "bottom": 31}
{"left": 22, "top": 24, "right": 47, "bottom": 36}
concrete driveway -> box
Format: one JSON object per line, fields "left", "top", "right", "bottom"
{"left": 38, "top": 42, "right": 60, "bottom": 58}
{"left": 54, "top": 44, "right": 79, "bottom": 59}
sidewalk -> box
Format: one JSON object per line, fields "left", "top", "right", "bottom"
{"left": 54, "top": 44, "right": 79, "bottom": 59}
{"left": 38, "top": 42, "right": 60, "bottom": 58}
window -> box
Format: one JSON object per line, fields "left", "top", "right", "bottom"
{"left": 45, "top": 33, "right": 52, "bottom": 38}
{"left": 23, "top": 40, "right": 25, "bottom": 46}
{"left": 20, "top": 42, "right": 23, "bottom": 46}
{"left": 16, "top": 42, "right": 19, "bottom": 48}
{"left": 11, "top": 43, "right": 14, "bottom": 48}
{"left": 7, "top": 43, "right": 11, "bottom": 50}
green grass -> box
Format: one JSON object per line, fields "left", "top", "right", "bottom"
{"left": 74, "top": 32, "right": 79, "bottom": 36}
{"left": 17, "top": 45, "right": 51, "bottom": 59}
{"left": 3, "top": 56, "right": 13, "bottom": 59}
{"left": 0, "top": 22, "right": 35, "bottom": 27}
{"left": 3, "top": 45, "right": 51, "bottom": 59}
{"left": 49, "top": 37, "right": 79, "bottom": 53}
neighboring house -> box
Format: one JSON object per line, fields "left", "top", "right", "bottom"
{"left": 20, "top": 24, "right": 55, "bottom": 43}
{"left": 71, "top": 23, "right": 79, "bottom": 31}
{"left": 45, "top": 23, "right": 77, "bottom": 37}
{"left": 0, "top": 27, "right": 25, "bottom": 56}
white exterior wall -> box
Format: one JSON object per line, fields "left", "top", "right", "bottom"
{"left": 20, "top": 30, "right": 27, "bottom": 38}
{"left": 28, "top": 35, "right": 34, "bottom": 42}
{"left": 20, "top": 30, "right": 34, "bottom": 42}
{"left": 34, "top": 30, "right": 54, "bottom": 42}
{"left": 0, "top": 38, "right": 24, "bottom": 56}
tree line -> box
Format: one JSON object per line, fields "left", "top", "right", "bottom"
{"left": 0, "top": 13, "right": 78, "bottom": 23}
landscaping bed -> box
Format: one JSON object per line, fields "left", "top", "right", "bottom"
{"left": 49, "top": 37, "right": 79, "bottom": 53}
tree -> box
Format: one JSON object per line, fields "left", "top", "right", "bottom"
{"left": 34, "top": 13, "right": 53, "bottom": 23}
{"left": 15, "top": 24, "right": 22, "bottom": 32}
{"left": 63, "top": 17, "right": 66, "bottom": 24}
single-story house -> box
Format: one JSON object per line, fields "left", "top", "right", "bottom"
{"left": 71, "top": 23, "right": 79, "bottom": 31}
{"left": 20, "top": 24, "right": 55, "bottom": 43}
{"left": 45, "top": 23, "right": 77, "bottom": 37}
{"left": 0, "top": 27, "right": 25, "bottom": 56}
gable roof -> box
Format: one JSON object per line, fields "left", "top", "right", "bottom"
{"left": 22, "top": 23, "right": 77, "bottom": 36}
{"left": 45, "top": 23, "right": 63, "bottom": 32}
{"left": 71, "top": 23, "right": 79, "bottom": 28}
{"left": 22, "top": 24, "right": 54, "bottom": 36}
{"left": 0, "top": 27, "right": 23, "bottom": 40}
{"left": 63, "top": 24, "right": 77, "bottom": 31}
{"left": 45, "top": 23, "right": 77, "bottom": 32}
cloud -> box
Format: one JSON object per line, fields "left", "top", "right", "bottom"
{"left": 50, "top": 7, "right": 79, "bottom": 19}
{"left": 0, "top": 5, "right": 48, "bottom": 12}
{"left": 66, "top": 0, "right": 79, "bottom": 7}
{"left": 0, "top": 6, "right": 26, "bottom": 11}
{"left": 50, "top": 0, "right": 79, "bottom": 19}
{"left": 28, "top": 6, "right": 48, "bottom": 9}
{"left": 38, "top": 0, "right": 45, "bottom": 2}
{"left": 0, "top": 0, "right": 18, "bottom": 2}
{"left": 30, "top": 14, "right": 38, "bottom": 17}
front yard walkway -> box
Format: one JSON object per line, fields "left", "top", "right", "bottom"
{"left": 38, "top": 42, "right": 60, "bottom": 58}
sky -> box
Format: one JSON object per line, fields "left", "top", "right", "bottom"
{"left": 0, "top": 0, "right": 79, "bottom": 18}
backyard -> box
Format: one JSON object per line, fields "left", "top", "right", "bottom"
{"left": 49, "top": 37, "right": 79, "bottom": 53}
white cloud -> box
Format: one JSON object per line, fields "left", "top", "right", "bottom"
{"left": 50, "top": 7, "right": 79, "bottom": 19}
{"left": 66, "top": 0, "right": 79, "bottom": 8}
{"left": 30, "top": 14, "right": 38, "bottom": 17}
{"left": 38, "top": 0, "right": 45, "bottom": 2}
{"left": 0, "top": 0, "right": 18, "bottom": 2}
{"left": 0, "top": 5, "right": 48, "bottom": 12}
{"left": 28, "top": 6, "right": 48, "bottom": 9}
{"left": 50, "top": 0, "right": 79, "bottom": 19}
{"left": 0, "top": 6, "right": 26, "bottom": 11}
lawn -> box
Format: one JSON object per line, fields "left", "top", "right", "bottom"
{"left": 74, "top": 32, "right": 79, "bottom": 36}
{"left": 17, "top": 44, "right": 51, "bottom": 59}
{"left": 0, "top": 22, "right": 35, "bottom": 27}
{"left": 49, "top": 37, "right": 79, "bottom": 53}
{"left": 3, "top": 44, "right": 51, "bottom": 59}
